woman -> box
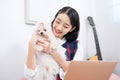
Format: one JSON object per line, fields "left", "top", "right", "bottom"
{"left": 24, "top": 6, "right": 83, "bottom": 80}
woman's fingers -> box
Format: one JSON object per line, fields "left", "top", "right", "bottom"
{"left": 37, "top": 38, "right": 50, "bottom": 46}
{"left": 36, "top": 37, "right": 51, "bottom": 53}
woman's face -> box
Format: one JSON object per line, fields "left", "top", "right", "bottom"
{"left": 52, "top": 13, "right": 73, "bottom": 39}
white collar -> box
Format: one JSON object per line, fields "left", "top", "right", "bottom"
{"left": 56, "top": 38, "right": 66, "bottom": 45}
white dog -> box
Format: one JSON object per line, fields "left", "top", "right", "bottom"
{"left": 34, "top": 22, "right": 66, "bottom": 80}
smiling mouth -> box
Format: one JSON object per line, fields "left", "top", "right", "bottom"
{"left": 55, "top": 30, "right": 62, "bottom": 34}
{"left": 54, "top": 28, "right": 61, "bottom": 34}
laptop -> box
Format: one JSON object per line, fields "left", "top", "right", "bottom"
{"left": 64, "top": 60, "right": 117, "bottom": 80}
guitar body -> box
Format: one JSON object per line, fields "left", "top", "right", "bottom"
{"left": 89, "top": 55, "right": 98, "bottom": 60}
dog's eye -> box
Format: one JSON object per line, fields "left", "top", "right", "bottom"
{"left": 44, "top": 29, "right": 47, "bottom": 31}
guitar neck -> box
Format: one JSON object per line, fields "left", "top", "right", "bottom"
{"left": 92, "top": 27, "right": 102, "bottom": 60}
{"left": 87, "top": 16, "right": 102, "bottom": 60}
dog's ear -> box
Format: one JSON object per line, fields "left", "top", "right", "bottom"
{"left": 38, "top": 22, "right": 45, "bottom": 29}
{"left": 39, "top": 22, "right": 44, "bottom": 27}
{"left": 36, "top": 22, "right": 45, "bottom": 32}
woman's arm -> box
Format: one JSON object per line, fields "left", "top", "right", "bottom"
{"left": 26, "top": 41, "right": 36, "bottom": 70}
{"left": 26, "top": 31, "right": 40, "bottom": 70}
{"left": 24, "top": 32, "right": 48, "bottom": 80}
{"left": 50, "top": 50, "right": 69, "bottom": 72}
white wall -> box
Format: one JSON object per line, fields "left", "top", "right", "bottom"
{"left": 0, "top": 0, "right": 119, "bottom": 80}
{"left": 0, "top": 0, "right": 34, "bottom": 80}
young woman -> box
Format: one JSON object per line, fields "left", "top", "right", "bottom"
{"left": 24, "top": 6, "right": 83, "bottom": 80}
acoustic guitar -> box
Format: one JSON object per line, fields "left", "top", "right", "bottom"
{"left": 87, "top": 16, "right": 102, "bottom": 60}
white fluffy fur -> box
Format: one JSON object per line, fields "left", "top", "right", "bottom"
{"left": 34, "top": 22, "right": 66, "bottom": 80}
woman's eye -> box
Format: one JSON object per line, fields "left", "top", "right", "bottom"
{"left": 56, "top": 21, "right": 60, "bottom": 24}
{"left": 64, "top": 26, "right": 68, "bottom": 29}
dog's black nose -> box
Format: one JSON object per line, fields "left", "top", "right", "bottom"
{"left": 40, "top": 32, "right": 43, "bottom": 35}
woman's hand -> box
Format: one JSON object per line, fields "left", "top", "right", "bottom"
{"left": 39, "top": 38, "right": 51, "bottom": 54}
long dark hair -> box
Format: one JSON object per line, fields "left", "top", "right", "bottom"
{"left": 51, "top": 6, "right": 80, "bottom": 42}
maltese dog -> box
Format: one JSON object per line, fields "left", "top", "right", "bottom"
{"left": 34, "top": 22, "right": 66, "bottom": 80}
